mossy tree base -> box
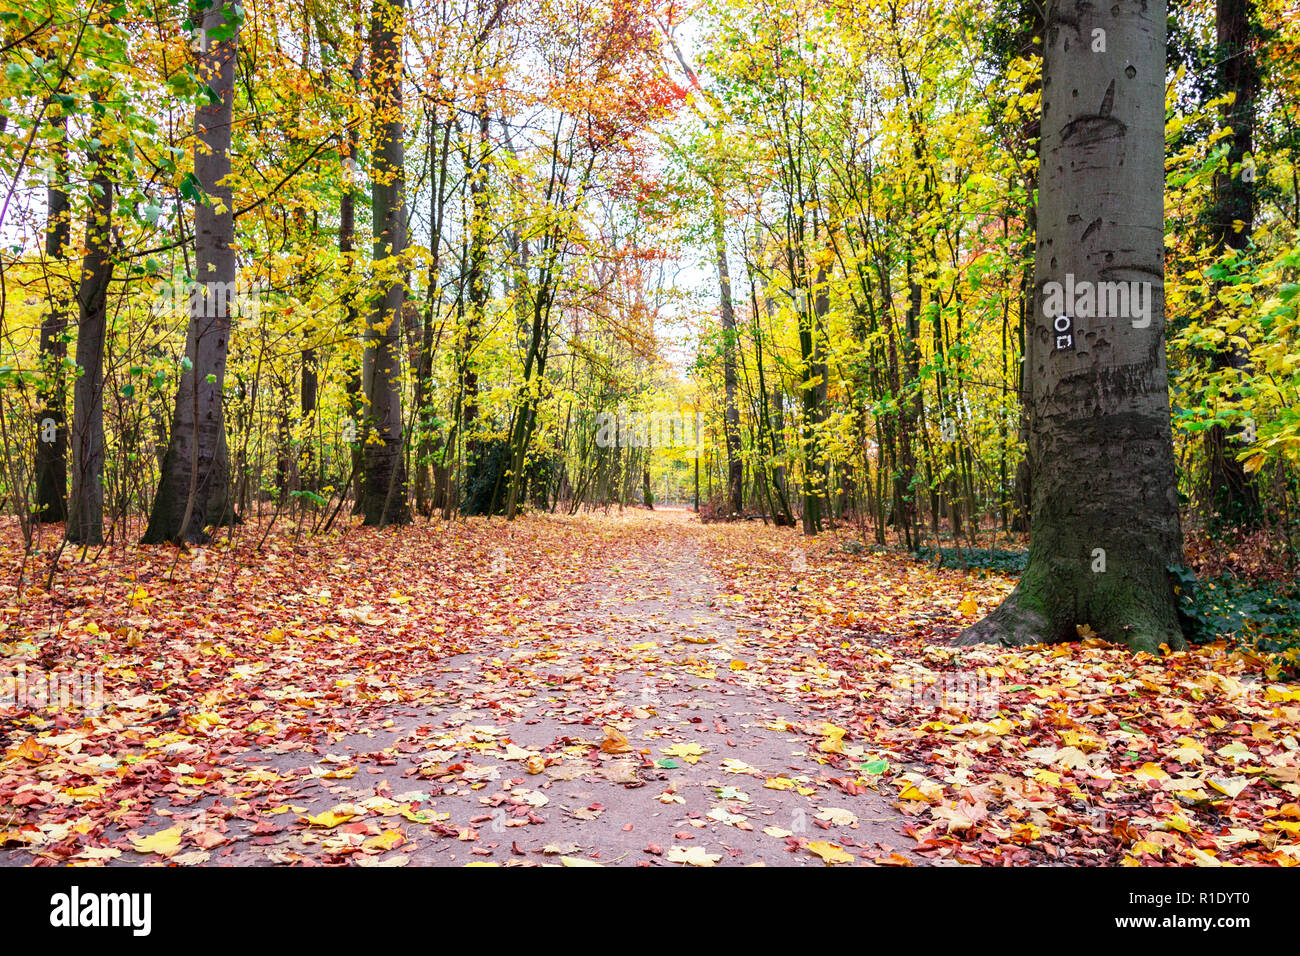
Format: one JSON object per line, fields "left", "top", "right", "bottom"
{"left": 958, "top": 555, "right": 1186, "bottom": 652}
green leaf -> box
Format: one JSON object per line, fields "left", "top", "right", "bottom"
{"left": 179, "top": 172, "right": 205, "bottom": 205}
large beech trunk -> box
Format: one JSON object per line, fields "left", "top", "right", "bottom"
{"left": 960, "top": 0, "right": 1185, "bottom": 652}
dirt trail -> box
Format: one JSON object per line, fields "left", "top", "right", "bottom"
{"left": 439, "top": 509, "right": 923, "bottom": 866}
{"left": 317, "top": 509, "right": 921, "bottom": 866}
{"left": 4, "top": 509, "right": 926, "bottom": 867}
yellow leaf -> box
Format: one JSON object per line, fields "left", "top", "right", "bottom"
{"left": 301, "top": 809, "right": 357, "bottom": 828}
{"left": 817, "top": 723, "right": 847, "bottom": 754}
{"left": 898, "top": 780, "right": 942, "bottom": 803}
{"left": 1031, "top": 769, "right": 1061, "bottom": 787}
{"left": 666, "top": 845, "right": 721, "bottom": 866}
{"left": 315, "top": 765, "right": 358, "bottom": 779}
{"left": 662, "top": 743, "right": 706, "bottom": 764}
{"left": 131, "top": 825, "right": 183, "bottom": 857}
{"left": 1208, "top": 776, "right": 1249, "bottom": 799}
{"left": 807, "top": 841, "right": 854, "bottom": 865}
{"left": 363, "top": 830, "right": 405, "bottom": 852}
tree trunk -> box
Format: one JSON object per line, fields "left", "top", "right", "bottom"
{"left": 341, "top": 83, "right": 364, "bottom": 511}
{"left": 960, "top": 0, "right": 1185, "bottom": 651}
{"left": 712, "top": 181, "right": 743, "bottom": 516}
{"left": 414, "top": 103, "right": 452, "bottom": 516}
{"left": 143, "top": 3, "right": 240, "bottom": 544}
{"left": 299, "top": 216, "right": 318, "bottom": 493}
{"left": 455, "top": 98, "right": 489, "bottom": 512}
{"left": 1203, "top": 0, "right": 1261, "bottom": 526}
{"left": 35, "top": 112, "right": 70, "bottom": 524}
{"left": 693, "top": 445, "right": 699, "bottom": 511}
{"left": 796, "top": 286, "right": 824, "bottom": 535}
{"left": 67, "top": 106, "right": 113, "bottom": 545}
{"left": 359, "top": 0, "right": 410, "bottom": 525}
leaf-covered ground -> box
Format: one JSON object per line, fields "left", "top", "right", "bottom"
{"left": 2, "top": 510, "right": 1298, "bottom": 866}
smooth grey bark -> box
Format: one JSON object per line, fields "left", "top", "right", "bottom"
{"left": 960, "top": 0, "right": 1185, "bottom": 651}
{"left": 67, "top": 108, "right": 112, "bottom": 545}
{"left": 144, "top": 2, "right": 240, "bottom": 544}
{"left": 359, "top": 0, "right": 411, "bottom": 525}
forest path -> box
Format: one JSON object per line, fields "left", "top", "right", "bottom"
{"left": 429, "top": 507, "right": 927, "bottom": 866}
{"left": 0, "top": 508, "right": 933, "bottom": 867}
{"left": 346, "top": 507, "right": 927, "bottom": 867}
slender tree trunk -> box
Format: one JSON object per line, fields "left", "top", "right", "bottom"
{"left": 67, "top": 106, "right": 113, "bottom": 545}
{"left": 711, "top": 179, "right": 743, "bottom": 516}
{"left": 359, "top": 0, "right": 410, "bottom": 525}
{"left": 693, "top": 445, "right": 699, "bottom": 511}
{"left": 341, "top": 53, "right": 365, "bottom": 511}
{"left": 144, "top": 3, "right": 240, "bottom": 543}
{"left": 961, "top": 0, "right": 1185, "bottom": 651}
{"left": 751, "top": 280, "right": 794, "bottom": 525}
{"left": 341, "top": 173, "right": 365, "bottom": 510}
{"left": 796, "top": 283, "right": 824, "bottom": 535}
{"left": 414, "top": 104, "right": 451, "bottom": 516}
{"left": 770, "top": 385, "right": 791, "bottom": 519}
{"left": 811, "top": 262, "right": 831, "bottom": 524}
{"left": 457, "top": 98, "right": 489, "bottom": 508}
{"left": 275, "top": 376, "right": 293, "bottom": 499}
{"left": 328, "top": 24, "right": 365, "bottom": 513}
{"left": 35, "top": 112, "right": 70, "bottom": 523}
{"left": 299, "top": 211, "right": 318, "bottom": 493}
{"left": 1204, "top": 0, "right": 1261, "bottom": 526}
